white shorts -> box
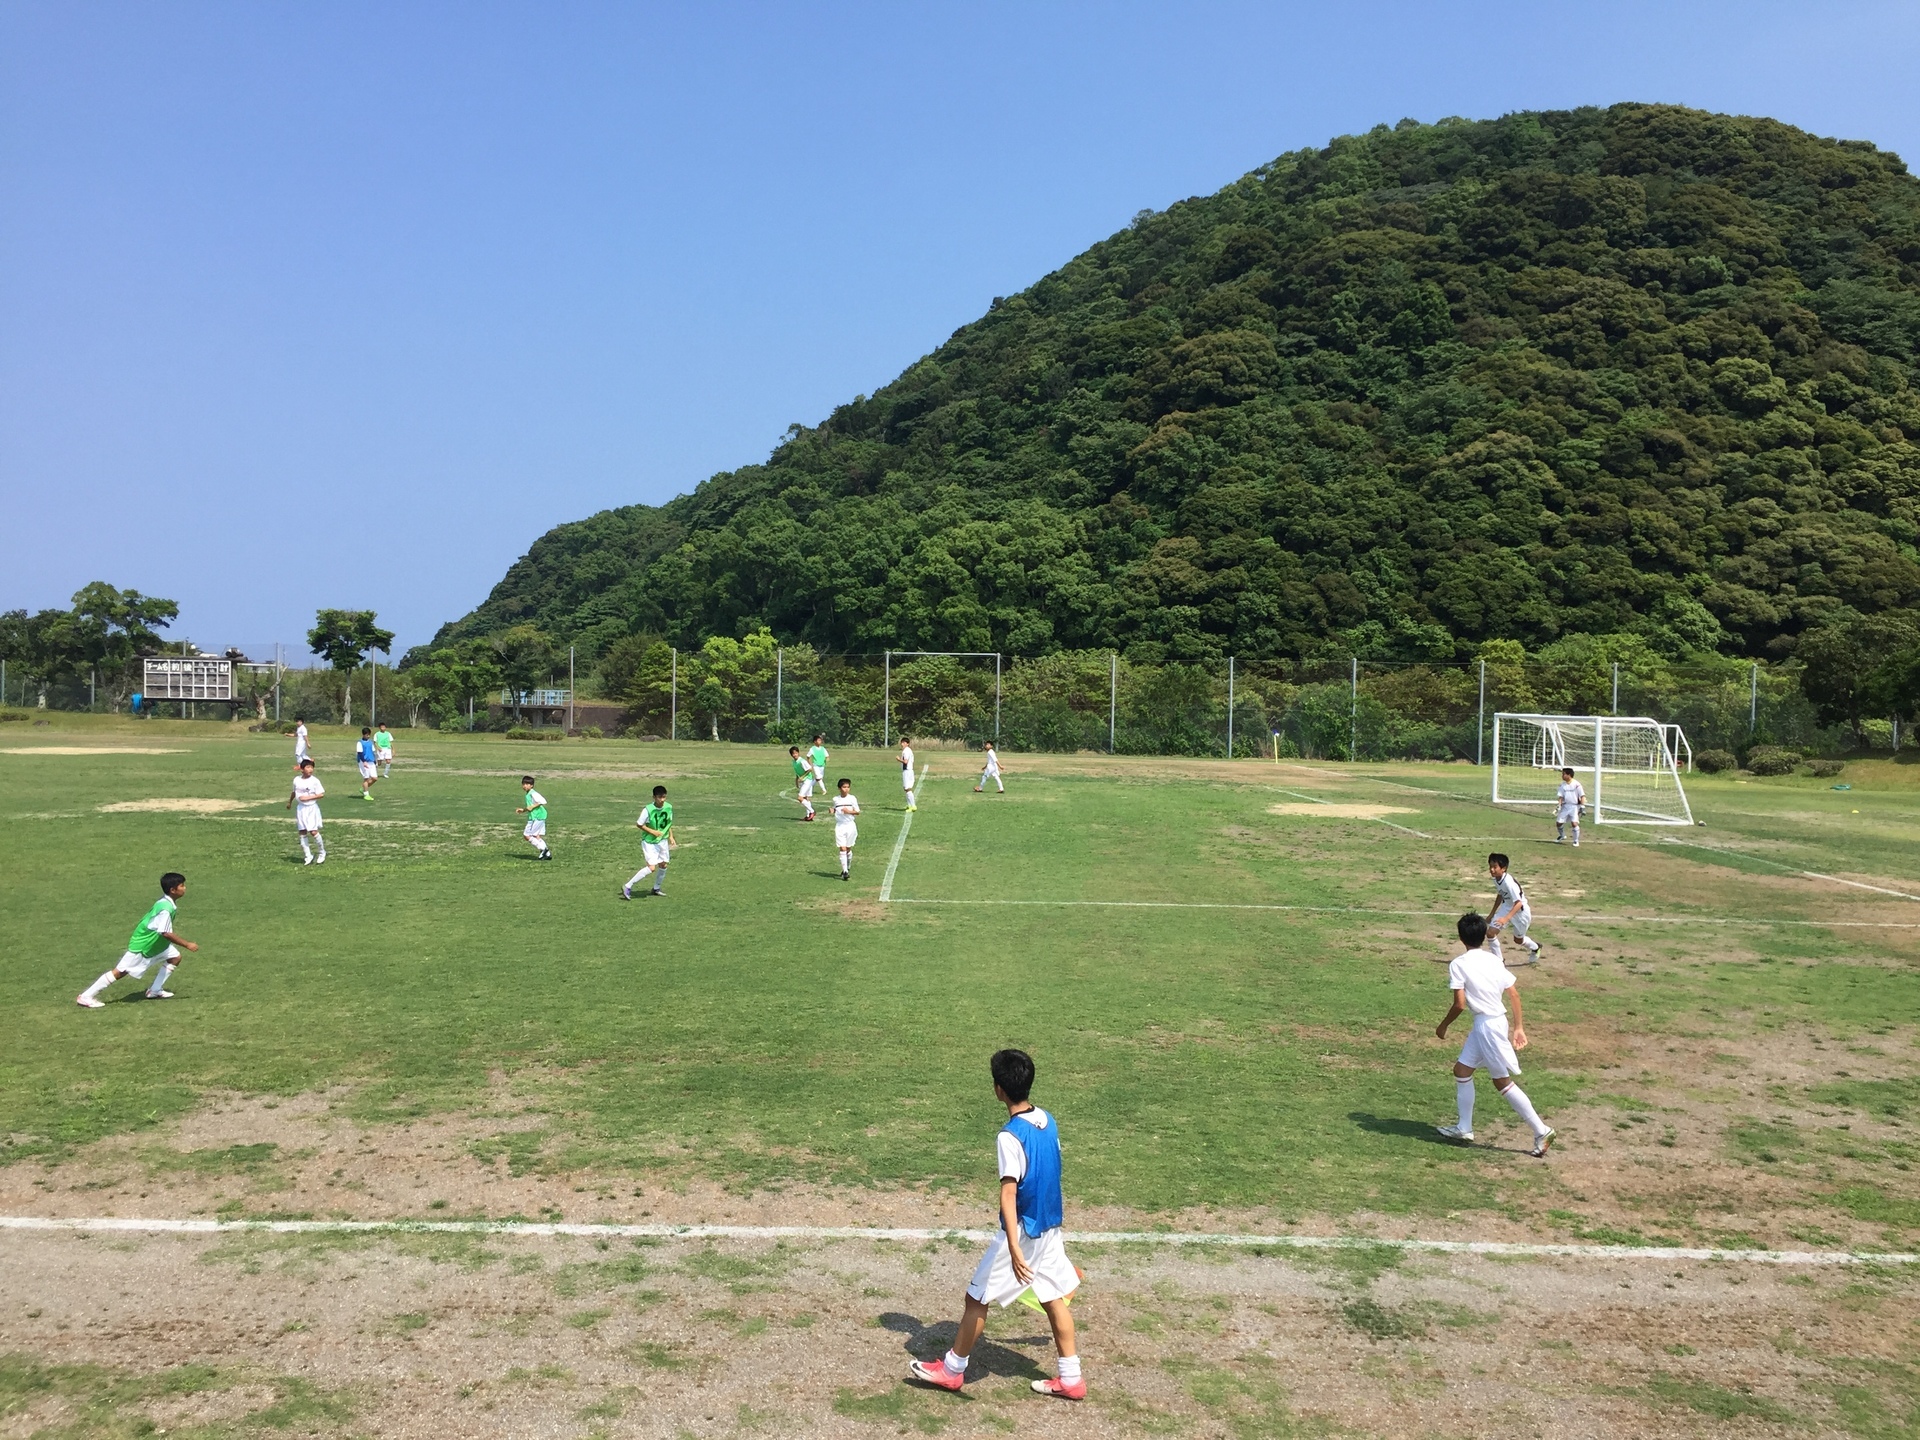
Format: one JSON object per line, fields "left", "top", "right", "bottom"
{"left": 1458, "top": 1017, "right": 1521, "bottom": 1078}
{"left": 835, "top": 822, "right": 857, "bottom": 849}
{"left": 901, "top": 768, "right": 914, "bottom": 791}
{"left": 799, "top": 776, "right": 815, "bottom": 799}
{"left": 966, "top": 1227, "right": 1080, "bottom": 1308}
{"left": 524, "top": 819, "right": 547, "bottom": 838}
{"left": 358, "top": 761, "right": 378, "bottom": 780}
{"left": 1492, "top": 907, "right": 1531, "bottom": 941}
{"left": 642, "top": 839, "right": 670, "bottom": 868}
{"left": 1555, "top": 804, "right": 1579, "bottom": 823}
{"left": 118, "top": 945, "right": 179, "bottom": 979}
{"left": 295, "top": 803, "right": 323, "bottom": 831}
{"left": 376, "top": 747, "right": 392, "bottom": 762}
{"left": 813, "top": 766, "right": 825, "bottom": 782}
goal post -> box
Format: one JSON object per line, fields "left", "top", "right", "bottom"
{"left": 1492, "top": 713, "right": 1695, "bottom": 826}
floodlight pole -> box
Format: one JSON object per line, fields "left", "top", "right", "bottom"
{"left": 274, "top": 644, "right": 282, "bottom": 722}
{"left": 369, "top": 649, "right": 377, "bottom": 729}
{"left": 883, "top": 651, "right": 890, "bottom": 746}
{"left": 994, "top": 653, "right": 1001, "bottom": 740}
{"left": 1349, "top": 656, "right": 1358, "bottom": 762}
{"left": 1476, "top": 659, "right": 1486, "bottom": 765}
{"left": 1226, "top": 656, "right": 1235, "bottom": 759}
{"left": 670, "top": 649, "right": 677, "bottom": 740}
{"left": 1611, "top": 662, "right": 1619, "bottom": 716}
{"left": 1108, "top": 652, "right": 1117, "bottom": 753}
{"left": 776, "top": 647, "right": 782, "bottom": 726}
{"left": 567, "top": 647, "right": 575, "bottom": 732}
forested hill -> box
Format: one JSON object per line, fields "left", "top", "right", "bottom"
{"left": 432, "top": 103, "right": 1920, "bottom": 668}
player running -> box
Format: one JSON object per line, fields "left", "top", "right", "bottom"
{"left": 1554, "top": 767, "right": 1585, "bottom": 846}
{"left": 1435, "top": 911, "right": 1555, "bottom": 1156}
{"left": 975, "top": 742, "right": 1004, "bottom": 793}
{"left": 899, "top": 737, "right": 917, "bottom": 811}
{"left": 288, "top": 757, "right": 326, "bottom": 864}
{"left": 356, "top": 727, "right": 380, "bottom": 799}
{"left": 77, "top": 872, "right": 199, "bottom": 1007}
{"left": 623, "top": 785, "right": 676, "bottom": 898}
{"left": 790, "top": 745, "right": 816, "bottom": 820}
{"left": 830, "top": 778, "right": 859, "bottom": 881}
{"left": 1486, "top": 853, "right": 1540, "bottom": 964}
{"left": 293, "top": 716, "right": 310, "bottom": 764}
{"left": 517, "top": 777, "right": 553, "bottom": 860}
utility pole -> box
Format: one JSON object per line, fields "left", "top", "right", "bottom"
{"left": 274, "top": 643, "right": 282, "bottom": 722}
{"left": 883, "top": 651, "right": 891, "bottom": 746}
{"left": 1611, "top": 662, "right": 1619, "bottom": 716}
{"left": 1476, "top": 658, "right": 1486, "bottom": 765}
{"left": 1750, "top": 662, "right": 1759, "bottom": 735}
{"left": 369, "top": 648, "right": 377, "bottom": 729}
{"left": 994, "top": 653, "right": 1002, "bottom": 740}
{"left": 776, "top": 647, "right": 782, "bottom": 727}
{"left": 1108, "top": 652, "right": 1117, "bottom": 754}
{"left": 568, "top": 646, "right": 575, "bottom": 733}
{"left": 670, "top": 649, "right": 677, "bottom": 740}
{"left": 1226, "top": 656, "right": 1235, "bottom": 759}
{"left": 1349, "top": 656, "right": 1358, "bottom": 761}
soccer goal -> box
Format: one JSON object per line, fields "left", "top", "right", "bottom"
{"left": 1492, "top": 713, "right": 1695, "bottom": 826}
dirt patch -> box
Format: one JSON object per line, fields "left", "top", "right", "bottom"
{"left": 1268, "top": 802, "right": 1417, "bottom": 818}
{"left": 1, "top": 746, "right": 187, "bottom": 756}
{"left": 97, "top": 798, "right": 260, "bottom": 814}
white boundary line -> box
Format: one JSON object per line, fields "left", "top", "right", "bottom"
{"left": 877, "top": 762, "right": 929, "bottom": 902}
{"left": 1657, "top": 836, "right": 1920, "bottom": 903}
{"left": 1271, "top": 786, "right": 1432, "bottom": 838}
{"left": 0, "top": 1214, "right": 1909, "bottom": 1266}
{"left": 878, "top": 897, "right": 1920, "bottom": 928}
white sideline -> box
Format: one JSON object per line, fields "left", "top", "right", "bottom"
{"left": 877, "top": 762, "right": 929, "bottom": 902}
{"left": 1271, "top": 786, "right": 1432, "bottom": 838}
{"left": 0, "top": 1214, "right": 1910, "bottom": 1267}
{"left": 878, "top": 897, "right": 1920, "bottom": 928}
{"left": 1657, "top": 836, "right": 1920, "bottom": 903}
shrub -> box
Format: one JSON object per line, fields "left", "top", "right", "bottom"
{"left": 1695, "top": 748, "right": 1737, "bottom": 774}
{"left": 1806, "top": 758, "right": 1845, "bottom": 778}
{"left": 1744, "top": 745, "right": 1801, "bottom": 776}
{"left": 577, "top": 726, "right": 603, "bottom": 739}
{"left": 505, "top": 727, "right": 563, "bottom": 741}
{"left": 0, "top": 710, "right": 29, "bottom": 723}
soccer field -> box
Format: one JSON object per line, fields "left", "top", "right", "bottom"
{"left": 4, "top": 716, "right": 1919, "bottom": 1435}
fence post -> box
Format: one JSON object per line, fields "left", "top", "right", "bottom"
{"left": 568, "top": 646, "right": 575, "bottom": 732}
{"left": 883, "top": 651, "right": 890, "bottom": 747}
{"left": 1611, "top": 662, "right": 1619, "bottom": 716}
{"left": 1226, "top": 656, "right": 1235, "bottom": 759}
{"left": 1109, "top": 651, "right": 1117, "bottom": 753}
{"left": 776, "top": 648, "right": 782, "bottom": 727}
{"left": 1749, "top": 662, "right": 1758, "bottom": 735}
{"left": 1349, "top": 656, "right": 1357, "bottom": 761}
{"left": 670, "top": 649, "right": 677, "bottom": 740}
{"left": 1476, "top": 658, "right": 1486, "bottom": 765}
{"left": 994, "top": 653, "right": 1002, "bottom": 740}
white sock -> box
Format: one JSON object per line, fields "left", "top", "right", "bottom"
{"left": 1523, "top": 937, "right": 1540, "bottom": 953}
{"left": 996, "top": 779, "right": 1004, "bottom": 791}
{"left": 628, "top": 868, "right": 650, "bottom": 890}
{"left": 943, "top": 1349, "right": 968, "bottom": 1375}
{"left": 1058, "top": 1354, "right": 1081, "bottom": 1382}
{"left": 803, "top": 801, "right": 814, "bottom": 816}
{"left": 905, "top": 789, "right": 915, "bottom": 806}
{"left": 1456, "top": 1077, "right": 1476, "bottom": 1132}
{"left": 840, "top": 854, "right": 850, "bottom": 874}
{"left": 1571, "top": 827, "right": 1580, "bottom": 844}
{"left": 651, "top": 867, "right": 665, "bottom": 889}
{"left": 1501, "top": 1082, "right": 1548, "bottom": 1136}
{"left": 147, "top": 963, "right": 175, "bottom": 996}
{"left": 300, "top": 835, "right": 313, "bottom": 860}
{"left": 316, "top": 837, "right": 326, "bottom": 858}
{"left": 81, "top": 970, "right": 118, "bottom": 1001}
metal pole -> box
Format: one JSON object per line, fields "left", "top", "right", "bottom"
{"left": 1593, "top": 716, "right": 1605, "bottom": 824}
{"left": 994, "top": 653, "right": 1001, "bottom": 740}
{"left": 1109, "top": 652, "right": 1117, "bottom": 753}
{"left": 1611, "top": 662, "right": 1619, "bottom": 716}
{"left": 274, "top": 644, "right": 282, "bottom": 722}
{"left": 883, "top": 651, "right": 890, "bottom": 747}
{"left": 370, "top": 649, "right": 377, "bottom": 728}
{"left": 670, "top": 649, "right": 677, "bottom": 740}
{"left": 1349, "top": 656, "right": 1358, "bottom": 761}
{"left": 1226, "top": 656, "right": 1234, "bottom": 759}
{"left": 91, "top": 668, "right": 96, "bottom": 710}
{"left": 468, "top": 695, "right": 473, "bottom": 731}
{"left": 1749, "top": 662, "right": 1758, "bottom": 735}
{"left": 1476, "top": 659, "right": 1486, "bottom": 766}
{"left": 568, "top": 646, "right": 575, "bottom": 733}
{"left": 776, "top": 647, "right": 782, "bottom": 726}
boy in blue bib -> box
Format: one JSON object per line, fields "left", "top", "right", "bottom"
{"left": 909, "top": 1048, "right": 1085, "bottom": 1400}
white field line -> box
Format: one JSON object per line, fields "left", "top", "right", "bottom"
{"left": 1270, "top": 786, "right": 1432, "bottom": 839}
{"left": 877, "top": 762, "right": 929, "bottom": 902}
{"left": 0, "top": 1214, "right": 1911, "bottom": 1267}
{"left": 879, "top": 897, "right": 1920, "bottom": 928}
{"left": 1657, "top": 836, "right": 1920, "bottom": 903}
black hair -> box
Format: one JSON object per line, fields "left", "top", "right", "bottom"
{"left": 991, "top": 1049, "right": 1035, "bottom": 1103}
{"left": 836, "top": 777, "right": 851, "bottom": 788}
{"left": 1457, "top": 911, "right": 1488, "bottom": 947}
{"left": 789, "top": 745, "right": 800, "bottom": 754}
{"left": 522, "top": 775, "right": 537, "bottom": 785}
{"left": 361, "top": 727, "right": 372, "bottom": 735}
{"left": 1560, "top": 767, "right": 1575, "bottom": 777}
{"left": 652, "top": 785, "right": 667, "bottom": 797}
{"left": 294, "top": 714, "right": 305, "bottom": 721}
{"left": 1488, "top": 853, "right": 1509, "bottom": 870}
{"left": 161, "top": 872, "right": 187, "bottom": 894}
{"left": 813, "top": 733, "right": 825, "bottom": 742}
{"left": 298, "top": 757, "right": 314, "bottom": 767}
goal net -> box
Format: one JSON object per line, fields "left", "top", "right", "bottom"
{"left": 1492, "top": 714, "right": 1694, "bottom": 826}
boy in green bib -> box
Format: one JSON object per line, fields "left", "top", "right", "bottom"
{"left": 516, "top": 777, "right": 552, "bottom": 859}
{"left": 77, "top": 873, "right": 200, "bottom": 1007}
{"left": 373, "top": 726, "right": 394, "bottom": 778}
{"left": 790, "top": 745, "right": 816, "bottom": 819}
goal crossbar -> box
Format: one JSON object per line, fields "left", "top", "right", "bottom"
{"left": 1492, "top": 713, "right": 1694, "bottom": 826}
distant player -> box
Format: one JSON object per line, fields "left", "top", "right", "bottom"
{"left": 287, "top": 757, "right": 327, "bottom": 864}
{"left": 293, "top": 716, "right": 310, "bottom": 764}
{"left": 830, "top": 777, "right": 859, "bottom": 881}
{"left": 623, "top": 785, "right": 675, "bottom": 898}
{"left": 356, "top": 727, "right": 380, "bottom": 799}
{"left": 517, "top": 777, "right": 552, "bottom": 860}
{"left": 899, "top": 737, "right": 917, "bottom": 811}
{"left": 1435, "top": 911, "right": 1555, "bottom": 1157}
{"left": 373, "top": 725, "right": 395, "bottom": 778}
{"left": 76, "top": 872, "right": 199, "bottom": 1008}
{"left": 975, "top": 742, "right": 1004, "bottom": 793}
{"left": 1554, "top": 767, "right": 1585, "bottom": 846}
{"left": 809, "top": 734, "right": 830, "bottom": 785}
{"left": 1486, "top": 852, "right": 1540, "bottom": 964}
{"left": 909, "top": 1048, "right": 1084, "bottom": 1400}
{"left": 790, "top": 745, "right": 816, "bottom": 820}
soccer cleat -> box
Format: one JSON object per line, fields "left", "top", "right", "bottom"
{"left": 1031, "top": 1376, "right": 1087, "bottom": 1400}
{"left": 315, "top": 854, "right": 326, "bottom": 864}
{"left": 541, "top": 850, "right": 553, "bottom": 860}
{"left": 302, "top": 855, "right": 313, "bottom": 865}
{"left": 908, "top": 1359, "right": 964, "bottom": 1392}
{"left": 76, "top": 995, "right": 105, "bottom": 1009}
{"left": 651, "top": 887, "right": 663, "bottom": 896}
{"left": 1436, "top": 1123, "right": 1474, "bottom": 1142}
{"left": 620, "top": 887, "right": 632, "bottom": 901}
{"left": 1530, "top": 1128, "right": 1556, "bottom": 1158}
{"left": 146, "top": 990, "right": 174, "bottom": 1000}
{"left": 974, "top": 787, "right": 982, "bottom": 792}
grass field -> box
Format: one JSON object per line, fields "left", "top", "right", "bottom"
{"left": 4, "top": 715, "right": 1920, "bottom": 1435}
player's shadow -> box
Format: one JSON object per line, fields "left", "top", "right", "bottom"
{"left": 877, "top": 1313, "right": 1048, "bottom": 1380}
{"left": 1349, "top": 1112, "right": 1459, "bottom": 1148}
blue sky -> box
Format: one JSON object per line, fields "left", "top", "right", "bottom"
{"left": 4, "top": 1, "right": 1917, "bottom": 657}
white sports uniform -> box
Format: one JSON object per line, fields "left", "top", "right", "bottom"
{"left": 1447, "top": 947, "right": 1523, "bottom": 1077}
{"left": 1489, "top": 872, "right": 1530, "bottom": 956}
{"left": 978, "top": 748, "right": 1003, "bottom": 790}
{"left": 292, "top": 775, "right": 324, "bottom": 831}
{"left": 117, "top": 907, "right": 181, "bottom": 980}
{"left": 523, "top": 789, "right": 547, "bottom": 838}
{"left": 831, "top": 791, "right": 860, "bottom": 848}
{"left": 900, "top": 745, "right": 915, "bottom": 792}
{"left": 966, "top": 1110, "right": 1081, "bottom": 1307}
{"left": 1555, "top": 779, "right": 1585, "bottom": 824}
{"left": 293, "top": 723, "right": 309, "bottom": 761}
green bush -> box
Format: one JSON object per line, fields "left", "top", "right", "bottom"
{"left": 1694, "top": 749, "right": 1737, "bottom": 774}
{"left": 0, "top": 710, "right": 31, "bottom": 723}
{"left": 504, "top": 727, "right": 563, "bottom": 741}
{"left": 1806, "top": 758, "right": 1846, "bottom": 778}
{"left": 577, "top": 726, "right": 603, "bottom": 739}
{"left": 1744, "top": 746, "right": 1801, "bottom": 777}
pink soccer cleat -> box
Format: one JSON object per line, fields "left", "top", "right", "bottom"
{"left": 908, "top": 1359, "right": 964, "bottom": 1392}
{"left": 1031, "top": 1375, "right": 1087, "bottom": 1400}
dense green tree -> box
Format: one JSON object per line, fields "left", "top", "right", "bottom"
{"left": 308, "top": 609, "right": 395, "bottom": 726}
{"left": 1796, "top": 609, "right": 1920, "bottom": 742}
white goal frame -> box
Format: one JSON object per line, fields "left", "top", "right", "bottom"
{"left": 1492, "top": 713, "right": 1695, "bottom": 826}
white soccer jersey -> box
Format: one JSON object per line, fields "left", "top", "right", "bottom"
{"left": 831, "top": 791, "right": 860, "bottom": 844}
{"left": 981, "top": 749, "right": 1000, "bottom": 775}
{"left": 1555, "top": 779, "right": 1585, "bottom": 819}
{"left": 294, "top": 724, "right": 309, "bottom": 757}
{"left": 292, "top": 775, "right": 325, "bottom": 829}
{"left": 900, "top": 746, "right": 915, "bottom": 788}
{"left": 1491, "top": 871, "right": 1528, "bottom": 923}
